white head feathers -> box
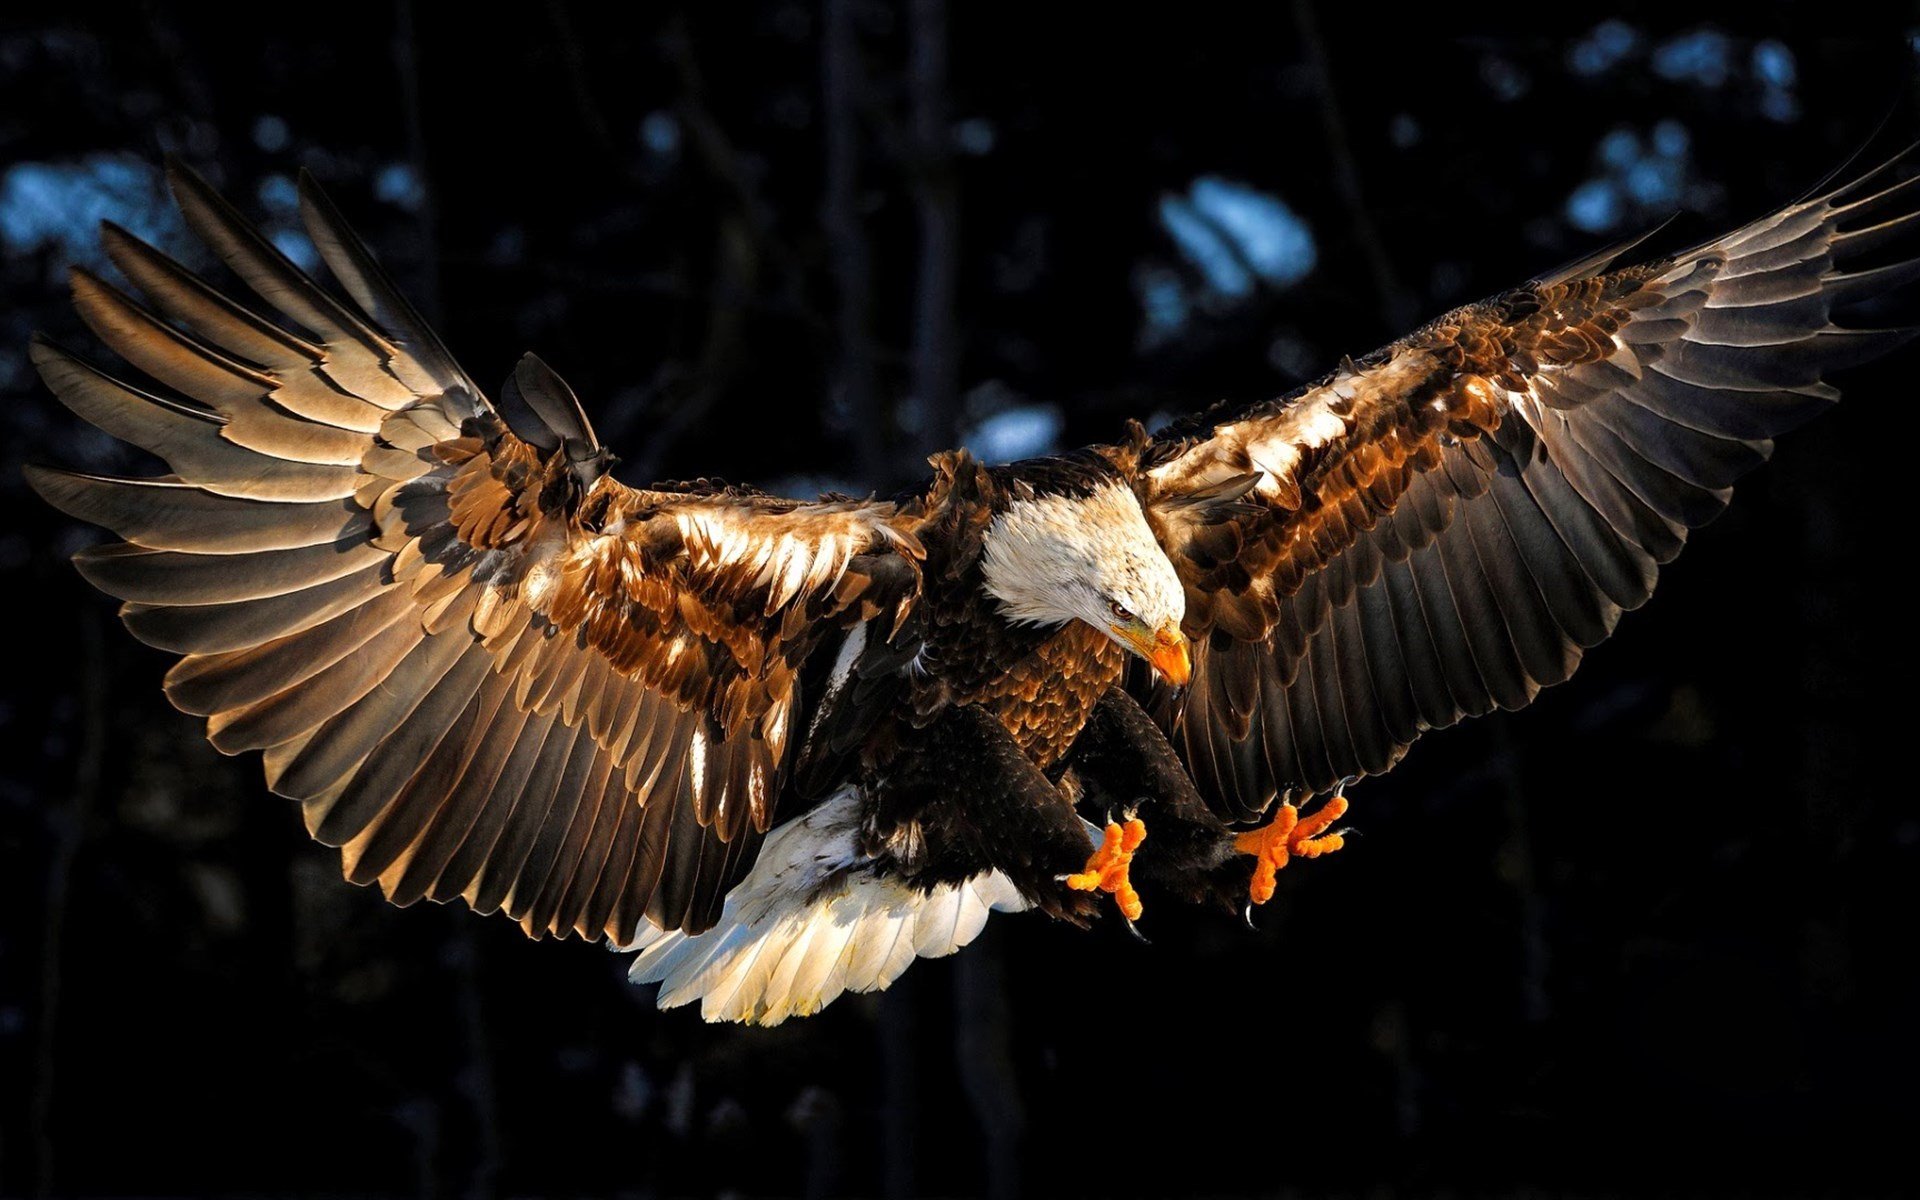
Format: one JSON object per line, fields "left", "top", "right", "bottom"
{"left": 979, "top": 481, "right": 1185, "bottom": 635}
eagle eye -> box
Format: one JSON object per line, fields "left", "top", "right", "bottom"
{"left": 1108, "top": 599, "right": 1135, "bottom": 623}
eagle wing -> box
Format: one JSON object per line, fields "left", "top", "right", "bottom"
{"left": 29, "top": 163, "right": 923, "bottom": 938}
{"left": 1142, "top": 155, "right": 1920, "bottom": 822}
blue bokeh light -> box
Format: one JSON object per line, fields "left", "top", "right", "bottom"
{"left": 965, "top": 404, "right": 1063, "bottom": 463}
{"left": 1569, "top": 20, "right": 1641, "bottom": 76}
{"left": 1158, "top": 175, "right": 1315, "bottom": 302}
{"left": 0, "top": 154, "right": 177, "bottom": 272}
{"left": 1652, "top": 29, "right": 1734, "bottom": 88}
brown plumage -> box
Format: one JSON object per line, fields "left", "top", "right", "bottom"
{"left": 28, "top": 148, "right": 1920, "bottom": 1024}
{"left": 32, "top": 163, "right": 927, "bottom": 940}
{"left": 1141, "top": 159, "right": 1919, "bottom": 817}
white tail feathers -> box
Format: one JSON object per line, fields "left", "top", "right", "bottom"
{"left": 626, "top": 790, "right": 1029, "bottom": 1025}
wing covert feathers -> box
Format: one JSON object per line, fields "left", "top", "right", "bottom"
{"left": 1145, "top": 152, "right": 1920, "bottom": 819}
{"left": 31, "top": 162, "right": 925, "bottom": 938}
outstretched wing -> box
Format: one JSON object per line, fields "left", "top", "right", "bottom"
{"left": 1142, "top": 154, "right": 1920, "bottom": 822}
{"left": 28, "top": 163, "right": 923, "bottom": 937}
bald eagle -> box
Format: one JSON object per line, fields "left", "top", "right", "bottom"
{"left": 28, "top": 154, "right": 1919, "bottom": 1024}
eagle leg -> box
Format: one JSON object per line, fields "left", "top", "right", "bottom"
{"left": 1235, "top": 791, "right": 1349, "bottom": 905}
{"left": 1062, "top": 818, "right": 1146, "bottom": 921}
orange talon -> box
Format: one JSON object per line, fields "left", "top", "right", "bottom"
{"left": 1234, "top": 793, "right": 1349, "bottom": 905}
{"left": 1064, "top": 818, "right": 1147, "bottom": 921}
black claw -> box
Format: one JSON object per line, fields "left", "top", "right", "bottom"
{"left": 1125, "top": 918, "right": 1151, "bottom": 945}
{"left": 1242, "top": 903, "right": 1260, "bottom": 930}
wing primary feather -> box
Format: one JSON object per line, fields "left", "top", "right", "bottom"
{"left": 346, "top": 664, "right": 505, "bottom": 887}
{"left": 523, "top": 725, "right": 621, "bottom": 937}
{"left": 72, "top": 536, "right": 385, "bottom": 606}
{"left": 165, "top": 158, "right": 395, "bottom": 354}
{"left": 97, "top": 220, "right": 326, "bottom": 366}
{"left": 271, "top": 592, "right": 479, "bottom": 810}
{"left": 120, "top": 561, "right": 392, "bottom": 655}
{"left": 203, "top": 604, "right": 423, "bottom": 751}
{"left": 510, "top": 724, "right": 605, "bottom": 936}
{"left": 26, "top": 467, "right": 369, "bottom": 555}
{"left": 403, "top": 675, "right": 539, "bottom": 897}
{"left": 296, "top": 170, "right": 471, "bottom": 397}
{"left": 473, "top": 716, "right": 580, "bottom": 918}
{"left": 326, "top": 641, "right": 496, "bottom": 865}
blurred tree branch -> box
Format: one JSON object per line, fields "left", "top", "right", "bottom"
{"left": 629, "top": 21, "right": 792, "bottom": 480}
{"left": 545, "top": 0, "right": 630, "bottom": 183}
{"left": 908, "top": 0, "right": 960, "bottom": 460}
{"left": 30, "top": 613, "right": 104, "bottom": 1200}
{"left": 824, "top": 0, "right": 889, "bottom": 486}
{"left": 957, "top": 938, "right": 1025, "bottom": 1200}
{"left": 1291, "top": 0, "right": 1418, "bottom": 332}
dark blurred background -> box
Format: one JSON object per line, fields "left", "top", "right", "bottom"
{"left": 4, "top": 3, "right": 1918, "bottom": 1197}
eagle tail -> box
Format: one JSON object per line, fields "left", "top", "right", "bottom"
{"left": 626, "top": 790, "right": 1028, "bottom": 1025}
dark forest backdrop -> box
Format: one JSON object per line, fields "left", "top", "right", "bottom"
{"left": 3, "top": 3, "right": 1918, "bottom": 1197}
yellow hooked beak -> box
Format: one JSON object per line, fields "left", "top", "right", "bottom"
{"left": 1114, "top": 620, "right": 1191, "bottom": 687}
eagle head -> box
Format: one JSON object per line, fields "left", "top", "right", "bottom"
{"left": 979, "top": 481, "right": 1191, "bottom": 685}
